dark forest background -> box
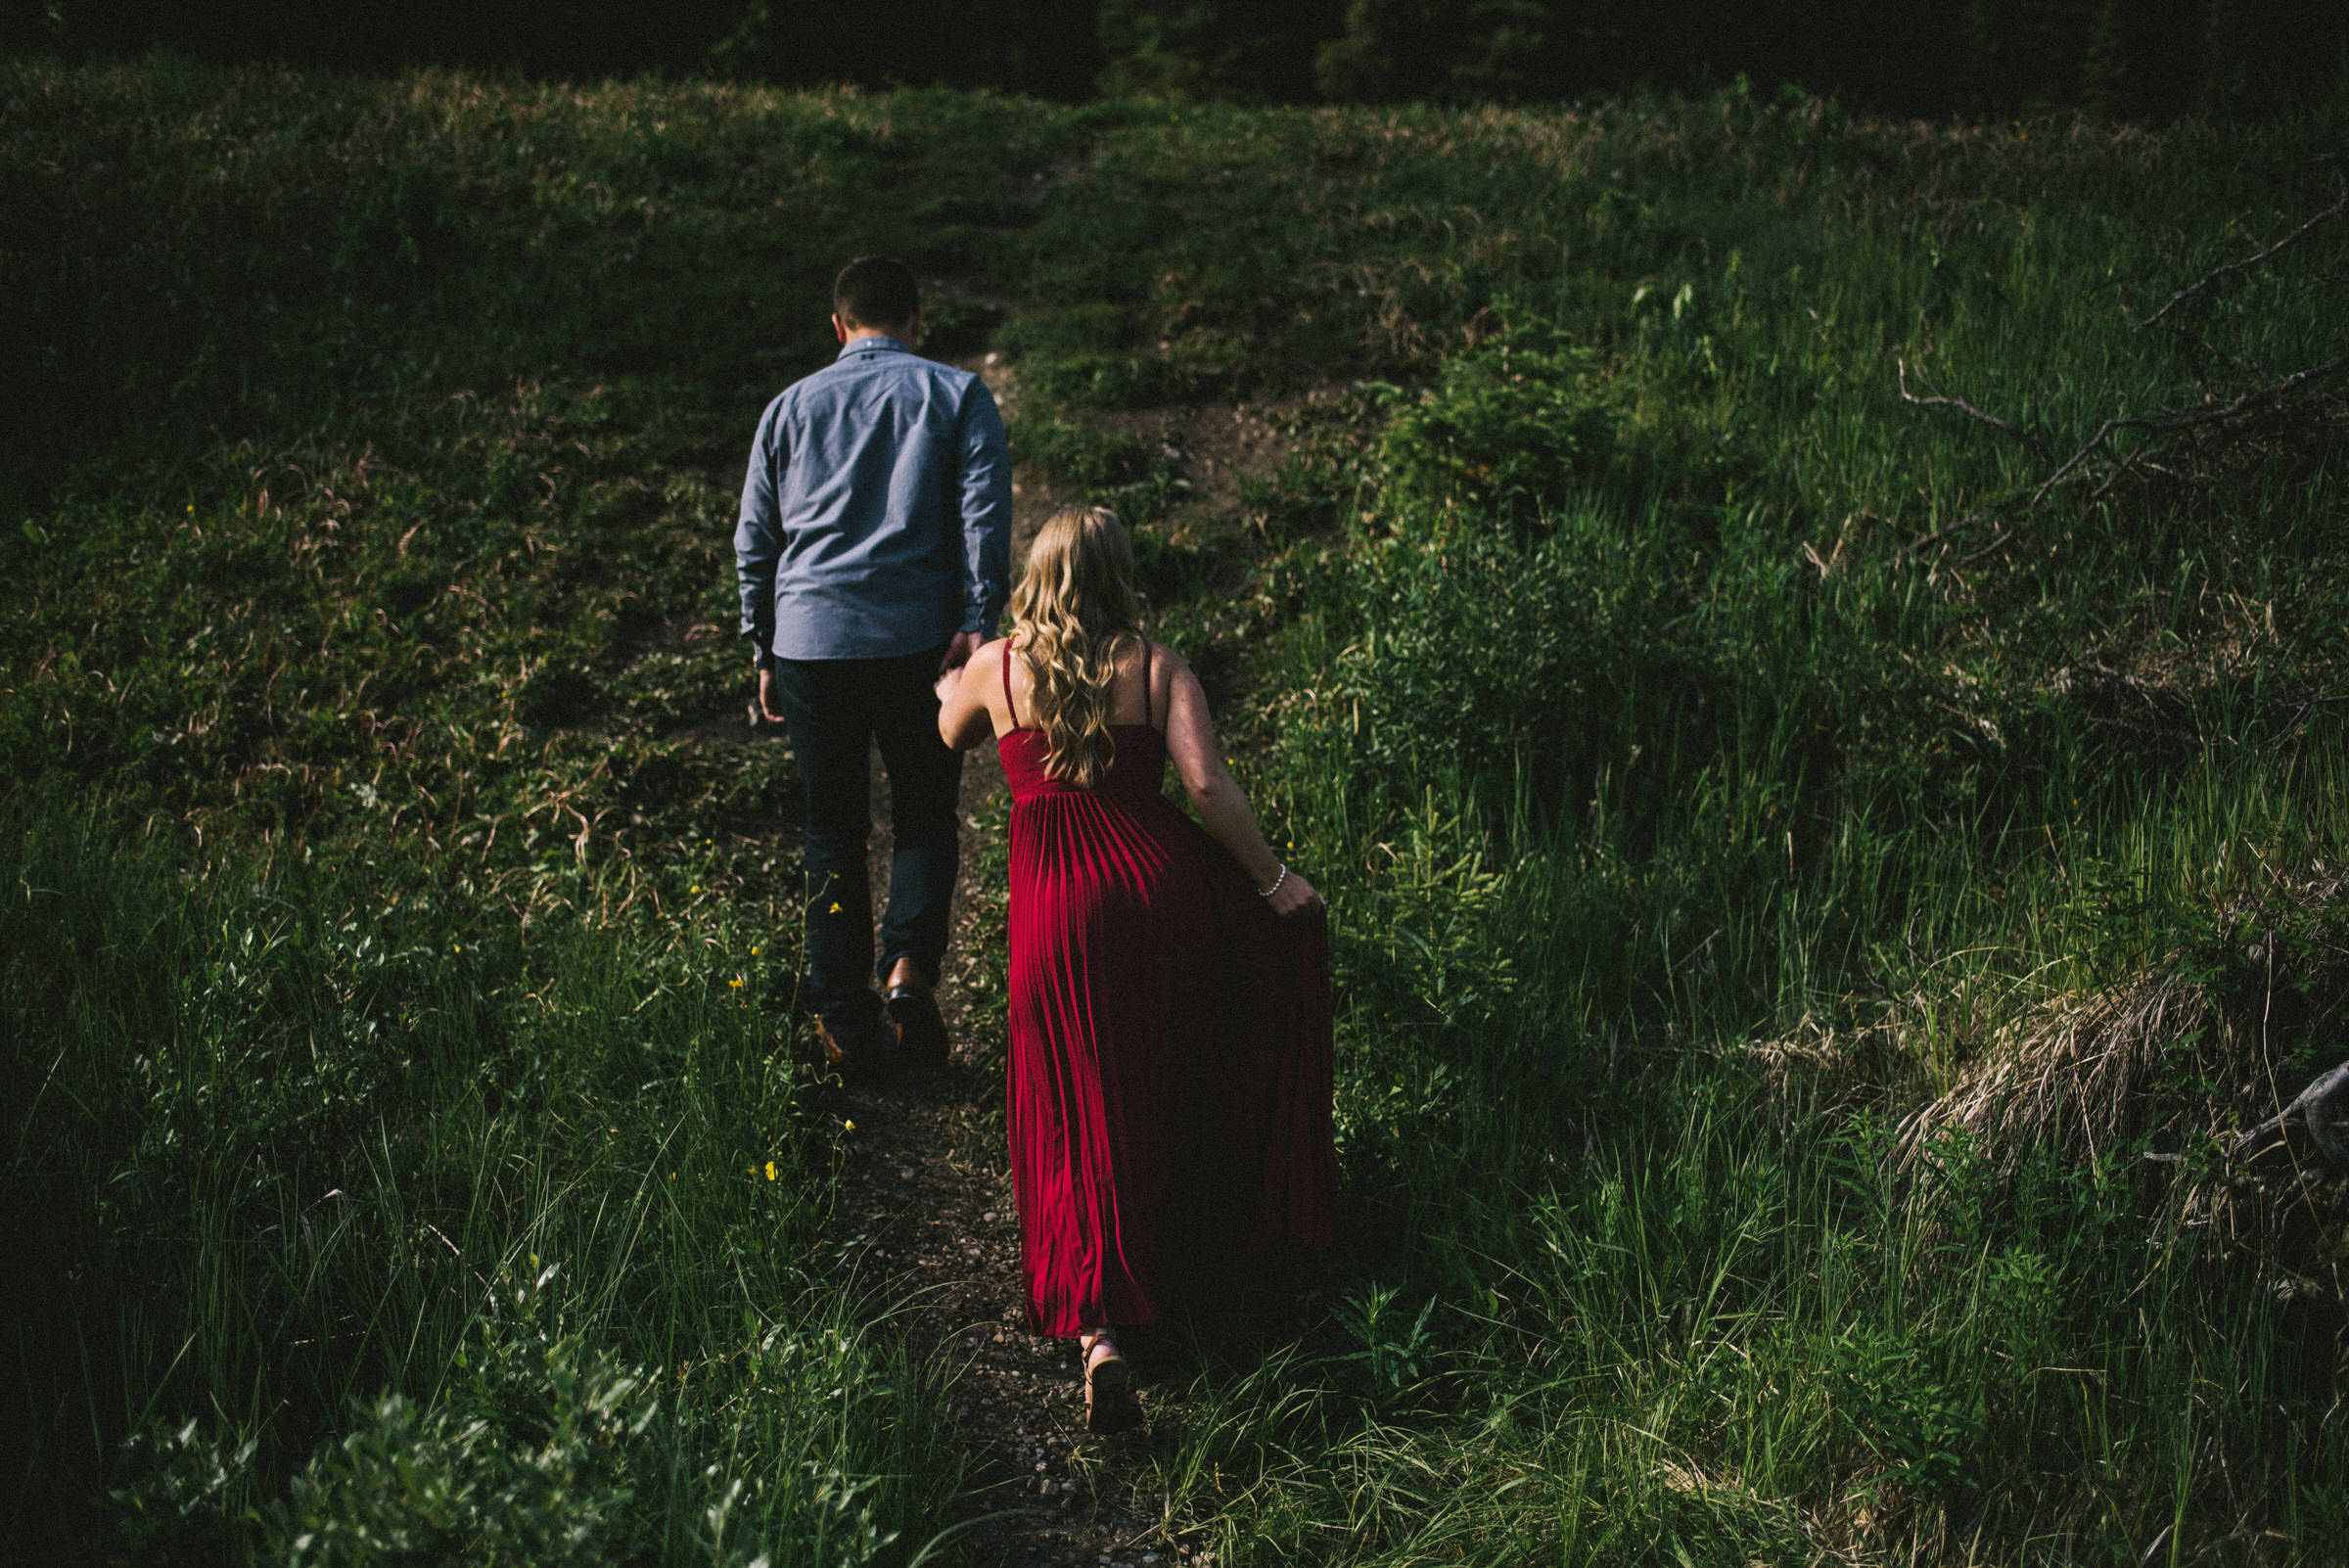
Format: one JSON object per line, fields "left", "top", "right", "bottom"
{"left": 5, "top": 0, "right": 2345, "bottom": 116}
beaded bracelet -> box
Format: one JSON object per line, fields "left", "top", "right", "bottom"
{"left": 1257, "top": 863, "right": 1289, "bottom": 899}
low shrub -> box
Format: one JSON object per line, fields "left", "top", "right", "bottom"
{"left": 1370, "top": 329, "right": 1626, "bottom": 531}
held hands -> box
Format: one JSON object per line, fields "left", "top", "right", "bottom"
{"left": 940, "top": 630, "right": 984, "bottom": 674}
{"left": 935, "top": 630, "right": 984, "bottom": 706}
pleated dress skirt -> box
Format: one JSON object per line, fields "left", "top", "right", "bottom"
{"left": 998, "top": 722, "right": 1334, "bottom": 1336}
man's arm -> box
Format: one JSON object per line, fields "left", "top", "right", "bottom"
{"left": 951, "top": 378, "right": 1013, "bottom": 667}
{"left": 734, "top": 397, "right": 788, "bottom": 712}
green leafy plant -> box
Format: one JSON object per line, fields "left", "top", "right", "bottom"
{"left": 1330, "top": 1282, "right": 1440, "bottom": 1403}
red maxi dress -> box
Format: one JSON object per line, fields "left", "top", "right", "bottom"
{"left": 999, "top": 642, "right": 1335, "bottom": 1337}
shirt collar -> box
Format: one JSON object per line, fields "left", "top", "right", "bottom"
{"left": 836, "top": 335, "right": 910, "bottom": 360}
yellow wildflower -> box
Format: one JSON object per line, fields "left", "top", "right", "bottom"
{"left": 764, "top": 1160, "right": 777, "bottom": 1181}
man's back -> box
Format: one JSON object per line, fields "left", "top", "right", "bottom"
{"left": 736, "top": 335, "right": 1011, "bottom": 663}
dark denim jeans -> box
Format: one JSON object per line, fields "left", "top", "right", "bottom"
{"left": 767, "top": 645, "right": 962, "bottom": 1036}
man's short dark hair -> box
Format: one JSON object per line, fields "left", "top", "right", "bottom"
{"left": 834, "top": 256, "right": 920, "bottom": 332}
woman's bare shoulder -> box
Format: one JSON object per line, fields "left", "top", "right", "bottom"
{"left": 1145, "top": 641, "right": 1210, "bottom": 724}
{"left": 1142, "top": 636, "right": 1196, "bottom": 679}
{"left": 966, "top": 636, "right": 1015, "bottom": 708}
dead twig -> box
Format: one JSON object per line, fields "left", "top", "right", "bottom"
{"left": 1896, "top": 357, "right": 2053, "bottom": 462}
{"left": 2137, "top": 162, "right": 2349, "bottom": 332}
{"left": 1899, "top": 510, "right": 1988, "bottom": 560}
{"left": 1955, "top": 528, "right": 2012, "bottom": 568}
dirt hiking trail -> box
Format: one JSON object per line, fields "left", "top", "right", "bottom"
{"left": 809, "top": 357, "right": 1316, "bottom": 1568}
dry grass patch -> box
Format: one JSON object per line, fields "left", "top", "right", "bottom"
{"left": 1891, "top": 972, "right": 2227, "bottom": 1171}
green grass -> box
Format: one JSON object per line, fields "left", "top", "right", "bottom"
{"left": 8, "top": 52, "right": 2349, "bottom": 1564}
{"left": 5, "top": 804, "right": 962, "bottom": 1563}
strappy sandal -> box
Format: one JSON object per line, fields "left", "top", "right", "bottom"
{"left": 1079, "top": 1329, "right": 1140, "bottom": 1435}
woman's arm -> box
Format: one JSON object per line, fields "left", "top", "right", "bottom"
{"left": 936, "top": 638, "right": 999, "bottom": 750}
{"left": 1162, "top": 659, "right": 1322, "bottom": 917}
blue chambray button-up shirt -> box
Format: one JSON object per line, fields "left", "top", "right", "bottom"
{"left": 734, "top": 336, "right": 1013, "bottom": 664}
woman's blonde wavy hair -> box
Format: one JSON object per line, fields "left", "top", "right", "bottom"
{"left": 1006, "top": 505, "right": 1143, "bottom": 787}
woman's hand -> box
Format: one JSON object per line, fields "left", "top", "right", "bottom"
{"left": 1262, "top": 866, "right": 1323, "bottom": 919}
{"left": 935, "top": 641, "right": 996, "bottom": 750}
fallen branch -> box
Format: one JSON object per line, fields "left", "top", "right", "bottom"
{"left": 2137, "top": 162, "right": 2348, "bottom": 332}
{"left": 2025, "top": 348, "right": 2349, "bottom": 510}
{"left": 1955, "top": 527, "right": 2012, "bottom": 568}
{"left": 2231, "top": 1058, "right": 2349, "bottom": 1166}
{"left": 1897, "top": 509, "right": 1989, "bottom": 560}
{"left": 1898, "top": 161, "right": 2348, "bottom": 520}
{"left": 1897, "top": 358, "right": 2054, "bottom": 462}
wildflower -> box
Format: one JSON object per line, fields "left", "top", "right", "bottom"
{"left": 668, "top": 1172, "right": 676, "bottom": 1180}
{"left": 844, "top": 1120, "right": 856, "bottom": 1132}
{"left": 751, "top": 945, "right": 760, "bottom": 956}
{"left": 691, "top": 885, "right": 703, "bottom": 895}
{"left": 764, "top": 1160, "right": 777, "bottom": 1181}
{"left": 729, "top": 976, "right": 745, "bottom": 990}
{"left": 827, "top": 901, "right": 842, "bottom": 914}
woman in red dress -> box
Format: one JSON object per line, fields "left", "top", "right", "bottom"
{"left": 936, "top": 505, "right": 1333, "bottom": 1432}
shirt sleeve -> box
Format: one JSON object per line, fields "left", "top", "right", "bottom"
{"left": 956, "top": 379, "right": 1013, "bottom": 638}
{"left": 733, "top": 397, "right": 787, "bottom": 669}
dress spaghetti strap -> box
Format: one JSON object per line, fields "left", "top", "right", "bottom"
{"left": 995, "top": 623, "right": 1335, "bottom": 1341}
{"left": 1140, "top": 638, "right": 1155, "bottom": 728}
{"left": 1001, "top": 638, "right": 1021, "bottom": 729}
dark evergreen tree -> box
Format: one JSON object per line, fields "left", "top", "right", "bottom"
{"left": 2197, "top": 0, "right": 2349, "bottom": 109}
{"left": 714, "top": 0, "right": 1104, "bottom": 96}
{"left": 1960, "top": 0, "right": 2101, "bottom": 110}
{"left": 1094, "top": 0, "right": 1340, "bottom": 100}
{"left": 2083, "top": 0, "right": 2209, "bottom": 118}
{"left": 1314, "top": 0, "right": 1556, "bottom": 103}
{"left": 12, "top": 0, "right": 2332, "bottom": 119}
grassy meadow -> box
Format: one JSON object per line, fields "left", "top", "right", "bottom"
{"left": 7, "top": 54, "right": 2349, "bottom": 1564}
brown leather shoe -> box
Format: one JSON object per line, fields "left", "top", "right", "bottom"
{"left": 883, "top": 955, "right": 948, "bottom": 1073}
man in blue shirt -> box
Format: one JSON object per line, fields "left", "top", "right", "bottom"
{"left": 736, "top": 255, "right": 1012, "bottom": 1077}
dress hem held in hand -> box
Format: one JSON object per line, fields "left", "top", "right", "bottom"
{"left": 1000, "top": 717, "right": 1335, "bottom": 1339}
